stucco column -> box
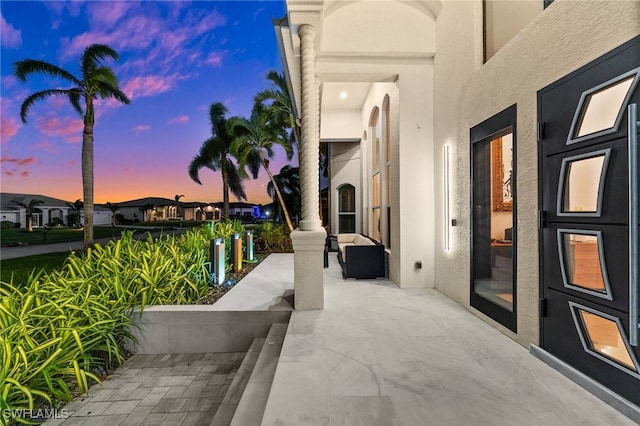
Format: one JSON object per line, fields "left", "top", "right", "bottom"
{"left": 291, "top": 23, "right": 325, "bottom": 310}
{"left": 298, "top": 24, "right": 322, "bottom": 232}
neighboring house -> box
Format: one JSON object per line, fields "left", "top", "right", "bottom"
{"left": 276, "top": 0, "right": 639, "bottom": 411}
{"left": 115, "top": 197, "right": 262, "bottom": 222}
{"left": 0, "top": 192, "right": 112, "bottom": 227}
{"left": 116, "top": 197, "right": 177, "bottom": 222}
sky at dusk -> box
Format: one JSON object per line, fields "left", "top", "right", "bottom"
{"left": 0, "top": 0, "right": 292, "bottom": 205}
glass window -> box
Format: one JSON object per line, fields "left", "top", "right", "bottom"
{"left": 558, "top": 150, "right": 610, "bottom": 215}
{"left": 470, "top": 104, "right": 517, "bottom": 332}
{"left": 338, "top": 185, "right": 356, "bottom": 233}
{"left": 574, "top": 75, "right": 635, "bottom": 139}
{"left": 558, "top": 231, "right": 611, "bottom": 299}
{"left": 473, "top": 132, "right": 514, "bottom": 312}
{"left": 570, "top": 304, "right": 638, "bottom": 373}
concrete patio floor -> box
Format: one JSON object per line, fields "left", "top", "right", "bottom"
{"left": 261, "top": 254, "right": 638, "bottom": 426}
{"left": 44, "top": 252, "right": 638, "bottom": 425}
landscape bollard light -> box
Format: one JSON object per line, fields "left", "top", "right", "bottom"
{"left": 246, "top": 230, "right": 254, "bottom": 261}
{"left": 210, "top": 237, "right": 225, "bottom": 285}
{"left": 232, "top": 233, "right": 242, "bottom": 273}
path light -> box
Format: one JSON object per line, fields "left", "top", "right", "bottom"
{"left": 232, "top": 233, "right": 242, "bottom": 273}
{"left": 210, "top": 237, "right": 225, "bottom": 285}
{"left": 246, "top": 230, "right": 254, "bottom": 261}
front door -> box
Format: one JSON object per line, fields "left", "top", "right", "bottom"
{"left": 539, "top": 36, "right": 640, "bottom": 406}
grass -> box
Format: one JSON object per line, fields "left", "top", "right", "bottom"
{"left": 0, "top": 226, "right": 161, "bottom": 246}
{"left": 1, "top": 252, "right": 72, "bottom": 285}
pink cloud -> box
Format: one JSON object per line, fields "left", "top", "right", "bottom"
{"left": 168, "top": 115, "right": 189, "bottom": 124}
{"left": 87, "top": 1, "right": 136, "bottom": 28}
{"left": 205, "top": 52, "right": 224, "bottom": 68}
{"left": 1, "top": 118, "right": 19, "bottom": 144}
{"left": 1, "top": 156, "right": 36, "bottom": 166}
{"left": 122, "top": 75, "right": 174, "bottom": 99}
{"left": 30, "top": 140, "right": 60, "bottom": 153}
{"left": 0, "top": 155, "right": 36, "bottom": 177}
{"left": 35, "top": 114, "right": 84, "bottom": 143}
{"left": 134, "top": 125, "right": 151, "bottom": 133}
{"left": 1, "top": 13, "right": 22, "bottom": 49}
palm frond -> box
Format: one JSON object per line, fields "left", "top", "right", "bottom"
{"left": 81, "top": 44, "right": 119, "bottom": 75}
{"left": 13, "top": 59, "right": 80, "bottom": 84}
{"left": 224, "top": 159, "right": 247, "bottom": 201}
{"left": 188, "top": 156, "right": 205, "bottom": 185}
{"left": 68, "top": 89, "right": 83, "bottom": 116}
{"left": 19, "top": 89, "right": 77, "bottom": 123}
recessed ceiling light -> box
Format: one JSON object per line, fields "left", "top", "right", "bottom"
{"left": 339, "top": 92, "right": 347, "bottom": 99}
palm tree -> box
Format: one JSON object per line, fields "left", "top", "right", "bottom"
{"left": 254, "top": 70, "right": 301, "bottom": 152}
{"left": 189, "top": 103, "right": 248, "bottom": 219}
{"left": 174, "top": 194, "right": 184, "bottom": 219}
{"left": 267, "top": 165, "right": 300, "bottom": 224}
{"left": 16, "top": 199, "right": 44, "bottom": 232}
{"left": 104, "top": 202, "right": 119, "bottom": 226}
{"left": 66, "top": 199, "right": 83, "bottom": 227}
{"left": 14, "top": 44, "right": 130, "bottom": 247}
{"left": 231, "top": 103, "right": 295, "bottom": 232}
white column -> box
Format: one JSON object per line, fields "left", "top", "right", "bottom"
{"left": 298, "top": 24, "right": 322, "bottom": 232}
{"left": 291, "top": 23, "right": 326, "bottom": 310}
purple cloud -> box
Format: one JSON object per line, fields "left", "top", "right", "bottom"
{"left": 133, "top": 125, "right": 151, "bottom": 133}
{"left": 168, "top": 115, "right": 189, "bottom": 125}
{"left": 1, "top": 13, "right": 22, "bottom": 49}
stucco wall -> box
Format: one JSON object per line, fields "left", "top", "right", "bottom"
{"left": 330, "top": 141, "right": 363, "bottom": 233}
{"left": 433, "top": 0, "right": 640, "bottom": 347}
{"left": 321, "top": 109, "right": 362, "bottom": 139}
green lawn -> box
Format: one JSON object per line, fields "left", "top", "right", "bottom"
{"left": 0, "top": 226, "right": 159, "bottom": 246}
{"left": 1, "top": 251, "right": 71, "bottom": 285}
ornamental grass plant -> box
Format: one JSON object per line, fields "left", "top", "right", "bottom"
{"left": 0, "top": 221, "right": 245, "bottom": 425}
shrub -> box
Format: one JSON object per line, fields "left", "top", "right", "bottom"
{"left": 0, "top": 221, "right": 245, "bottom": 424}
{"left": 256, "top": 222, "right": 293, "bottom": 253}
{"left": 0, "top": 220, "right": 15, "bottom": 229}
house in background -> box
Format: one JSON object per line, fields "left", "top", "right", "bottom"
{"left": 116, "top": 197, "right": 178, "bottom": 222}
{"left": 276, "top": 0, "right": 639, "bottom": 415}
{"left": 0, "top": 193, "right": 112, "bottom": 227}
{"left": 115, "top": 197, "right": 262, "bottom": 222}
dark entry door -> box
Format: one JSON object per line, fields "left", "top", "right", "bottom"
{"left": 538, "top": 37, "right": 640, "bottom": 406}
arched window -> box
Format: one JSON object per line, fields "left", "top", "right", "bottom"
{"left": 370, "top": 107, "right": 382, "bottom": 241}
{"left": 338, "top": 184, "right": 356, "bottom": 233}
{"left": 382, "top": 95, "right": 391, "bottom": 248}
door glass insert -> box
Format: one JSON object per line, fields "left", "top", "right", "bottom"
{"left": 568, "top": 68, "right": 639, "bottom": 143}
{"left": 473, "top": 130, "right": 514, "bottom": 312}
{"left": 558, "top": 231, "right": 611, "bottom": 299}
{"left": 558, "top": 150, "right": 610, "bottom": 215}
{"left": 572, "top": 305, "right": 638, "bottom": 373}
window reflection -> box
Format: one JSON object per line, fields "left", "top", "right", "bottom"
{"left": 561, "top": 233, "right": 606, "bottom": 293}
{"left": 579, "top": 310, "right": 637, "bottom": 371}
{"left": 473, "top": 131, "right": 514, "bottom": 311}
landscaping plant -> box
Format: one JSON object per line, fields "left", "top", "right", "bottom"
{"left": 0, "top": 221, "right": 244, "bottom": 425}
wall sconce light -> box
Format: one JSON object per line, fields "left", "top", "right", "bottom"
{"left": 444, "top": 145, "right": 451, "bottom": 251}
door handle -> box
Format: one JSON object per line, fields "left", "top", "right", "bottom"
{"left": 629, "top": 103, "right": 640, "bottom": 346}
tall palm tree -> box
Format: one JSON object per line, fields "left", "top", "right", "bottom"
{"left": 231, "top": 103, "right": 295, "bottom": 232}
{"left": 14, "top": 44, "right": 130, "bottom": 247}
{"left": 189, "top": 103, "right": 248, "bottom": 219}
{"left": 254, "top": 70, "right": 301, "bottom": 152}
{"left": 174, "top": 194, "right": 184, "bottom": 219}
{"left": 16, "top": 199, "right": 44, "bottom": 232}
{"left": 267, "top": 165, "right": 301, "bottom": 224}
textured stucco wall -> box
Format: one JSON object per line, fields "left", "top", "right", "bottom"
{"left": 433, "top": 0, "right": 640, "bottom": 347}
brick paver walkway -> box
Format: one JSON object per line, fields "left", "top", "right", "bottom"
{"left": 44, "top": 352, "right": 245, "bottom": 426}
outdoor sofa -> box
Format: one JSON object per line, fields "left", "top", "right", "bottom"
{"left": 336, "top": 233, "right": 385, "bottom": 279}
